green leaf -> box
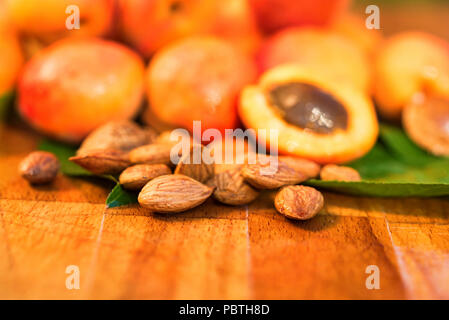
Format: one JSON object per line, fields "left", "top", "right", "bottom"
{"left": 0, "top": 91, "right": 15, "bottom": 120}
{"left": 379, "top": 124, "right": 439, "bottom": 166}
{"left": 106, "top": 183, "right": 138, "bottom": 208}
{"left": 307, "top": 124, "right": 449, "bottom": 197}
{"left": 306, "top": 180, "right": 449, "bottom": 197}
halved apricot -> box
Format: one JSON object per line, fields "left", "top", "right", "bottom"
{"left": 239, "top": 65, "right": 378, "bottom": 164}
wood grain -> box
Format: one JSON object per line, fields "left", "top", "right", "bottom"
{"left": 1, "top": 123, "right": 449, "bottom": 299}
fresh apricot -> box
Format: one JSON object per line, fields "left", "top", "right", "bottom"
{"left": 118, "top": 0, "right": 215, "bottom": 57}
{"left": 209, "top": 0, "right": 262, "bottom": 56}
{"left": 0, "top": 31, "right": 23, "bottom": 96}
{"left": 331, "top": 13, "right": 383, "bottom": 57}
{"left": 17, "top": 38, "right": 145, "bottom": 143}
{"left": 146, "top": 36, "right": 257, "bottom": 136}
{"left": 239, "top": 64, "right": 378, "bottom": 164}
{"left": 0, "top": 7, "right": 24, "bottom": 96}
{"left": 6, "top": 0, "right": 114, "bottom": 42}
{"left": 257, "top": 28, "right": 371, "bottom": 93}
{"left": 374, "top": 32, "right": 449, "bottom": 120}
{"left": 248, "top": 0, "right": 349, "bottom": 34}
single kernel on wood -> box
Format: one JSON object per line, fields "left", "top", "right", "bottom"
{"left": 174, "top": 145, "right": 214, "bottom": 183}
{"left": 241, "top": 159, "right": 307, "bottom": 189}
{"left": 19, "top": 151, "right": 60, "bottom": 184}
{"left": 278, "top": 156, "right": 321, "bottom": 179}
{"left": 320, "top": 164, "right": 361, "bottom": 181}
{"left": 274, "top": 185, "right": 324, "bottom": 220}
{"left": 119, "top": 164, "right": 172, "bottom": 190}
{"left": 129, "top": 143, "right": 174, "bottom": 166}
{"left": 69, "top": 149, "right": 130, "bottom": 175}
{"left": 138, "top": 174, "right": 214, "bottom": 213}
{"left": 77, "top": 120, "right": 156, "bottom": 155}
{"left": 208, "top": 168, "right": 259, "bottom": 206}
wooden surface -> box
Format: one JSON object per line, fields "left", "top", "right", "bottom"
{"left": 1, "top": 122, "right": 449, "bottom": 300}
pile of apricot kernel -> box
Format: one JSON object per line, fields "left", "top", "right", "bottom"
{"left": 239, "top": 64, "right": 378, "bottom": 164}
{"left": 374, "top": 32, "right": 449, "bottom": 156}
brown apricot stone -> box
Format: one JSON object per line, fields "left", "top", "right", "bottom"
{"left": 403, "top": 95, "right": 449, "bottom": 156}
{"left": 268, "top": 82, "right": 348, "bottom": 135}
{"left": 241, "top": 159, "right": 308, "bottom": 189}
{"left": 320, "top": 164, "right": 361, "bottom": 182}
{"left": 274, "top": 185, "right": 324, "bottom": 220}
{"left": 278, "top": 156, "right": 321, "bottom": 179}
{"left": 119, "top": 164, "right": 172, "bottom": 190}
{"left": 208, "top": 168, "right": 259, "bottom": 206}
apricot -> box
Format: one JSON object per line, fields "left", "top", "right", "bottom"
{"left": 146, "top": 36, "right": 257, "bottom": 136}
{"left": 374, "top": 32, "right": 449, "bottom": 120}
{"left": 248, "top": 0, "right": 349, "bottom": 34}
{"left": 257, "top": 28, "right": 371, "bottom": 93}
{"left": 0, "top": 2, "right": 24, "bottom": 97}
{"left": 6, "top": 0, "right": 114, "bottom": 42}
{"left": 118, "top": 0, "right": 215, "bottom": 57}
{"left": 331, "top": 13, "right": 383, "bottom": 57}
{"left": 17, "top": 38, "right": 145, "bottom": 143}
{"left": 208, "top": 0, "right": 262, "bottom": 56}
{"left": 0, "top": 31, "right": 23, "bottom": 96}
{"left": 239, "top": 64, "right": 378, "bottom": 164}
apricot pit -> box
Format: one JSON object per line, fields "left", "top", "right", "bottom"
{"left": 268, "top": 82, "right": 348, "bottom": 134}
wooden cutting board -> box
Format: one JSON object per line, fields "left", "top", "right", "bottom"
{"left": 1, "top": 122, "right": 449, "bottom": 299}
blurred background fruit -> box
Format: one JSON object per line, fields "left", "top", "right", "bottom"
{"left": 6, "top": 0, "right": 114, "bottom": 41}
{"left": 0, "top": 2, "right": 23, "bottom": 97}
{"left": 145, "top": 36, "right": 257, "bottom": 136}
{"left": 0, "top": 30, "right": 23, "bottom": 96}
{"left": 118, "top": 0, "right": 215, "bottom": 57}
{"left": 374, "top": 32, "right": 449, "bottom": 119}
{"left": 257, "top": 28, "right": 371, "bottom": 93}
{"left": 248, "top": 0, "right": 350, "bottom": 33}
{"left": 118, "top": 0, "right": 261, "bottom": 57}
{"left": 17, "top": 38, "right": 145, "bottom": 143}
{"left": 208, "top": 0, "right": 261, "bottom": 56}
{"left": 330, "top": 13, "right": 382, "bottom": 57}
